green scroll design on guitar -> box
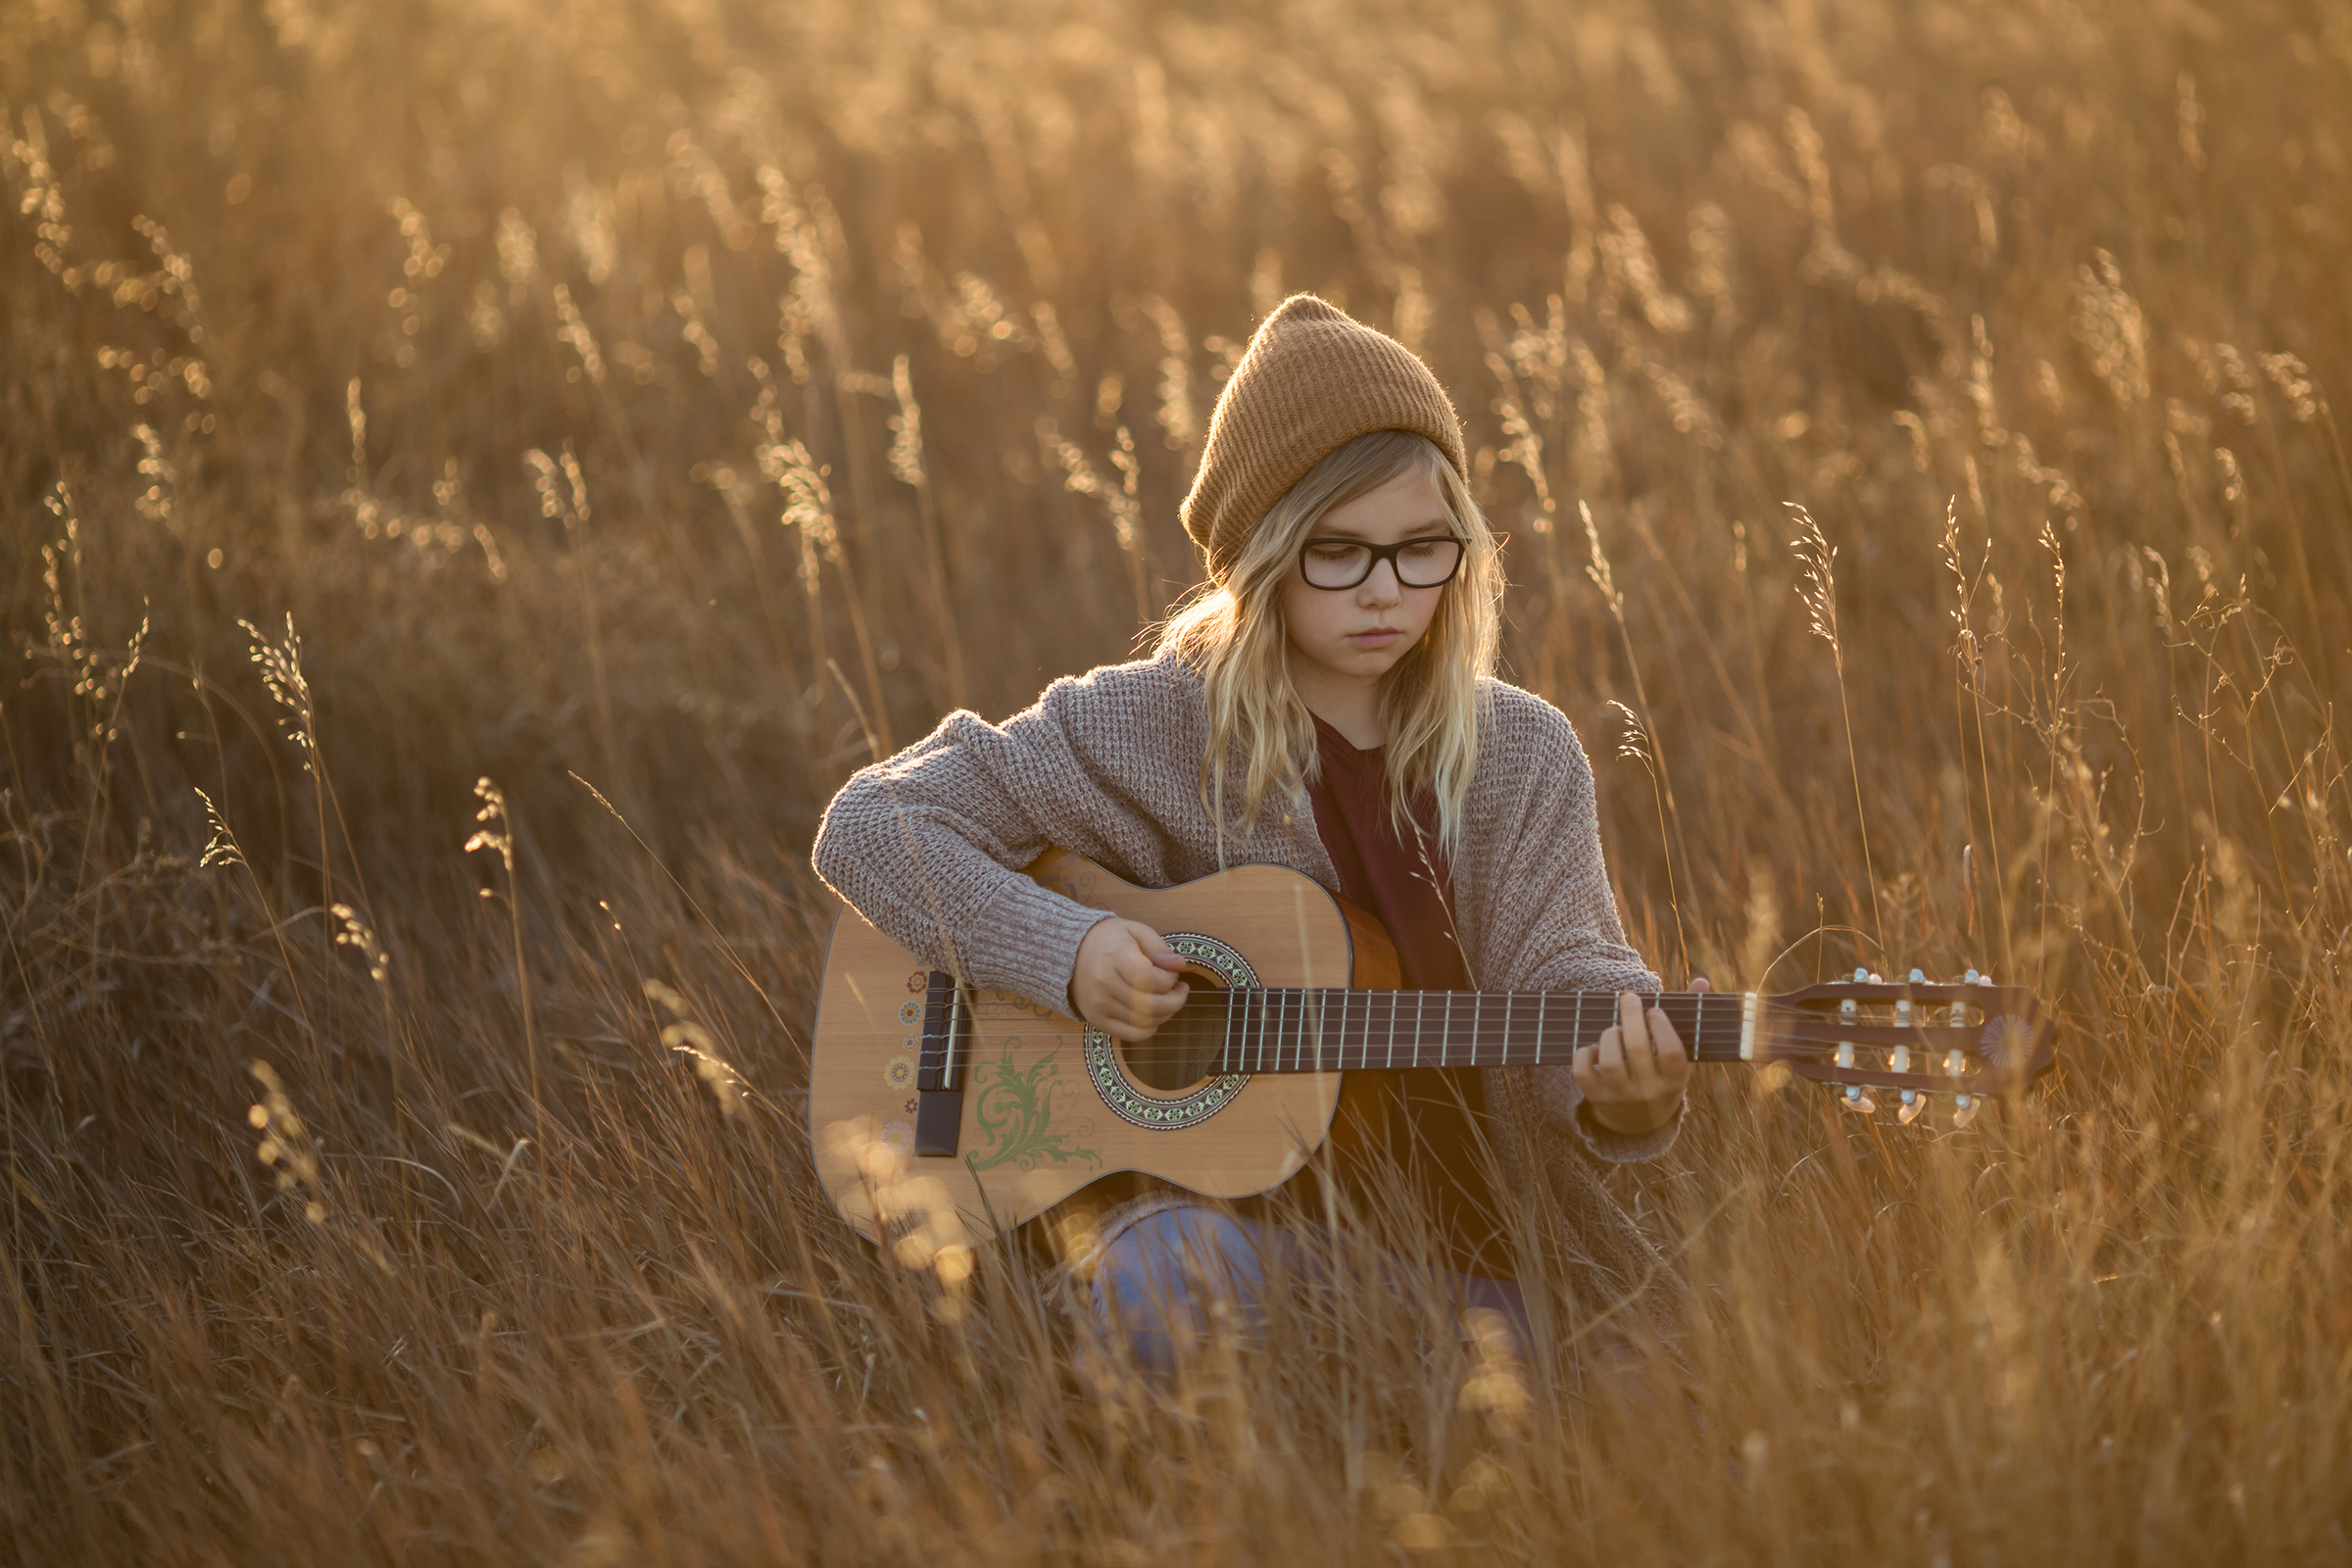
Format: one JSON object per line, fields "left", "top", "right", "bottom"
{"left": 962, "top": 1039, "right": 1102, "bottom": 1174}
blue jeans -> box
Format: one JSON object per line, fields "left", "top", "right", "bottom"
{"left": 1089, "top": 1203, "right": 1532, "bottom": 1375}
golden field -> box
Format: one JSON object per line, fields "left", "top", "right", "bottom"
{"left": 5, "top": 0, "right": 2351, "bottom": 1559}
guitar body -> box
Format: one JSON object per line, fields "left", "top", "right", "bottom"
{"left": 808, "top": 849, "right": 1399, "bottom": 1243}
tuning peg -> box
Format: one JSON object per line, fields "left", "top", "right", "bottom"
{"left": 1851, "top": 967, "right": 1870, "bottom": 983}
{"left": 1892, "top": 995, "right": 1917, "bottom": 1120}
{"left": 1898, "top": 1094, "right": 1927, "bottom": 1124}
{"left": 1942, "top": 987, "right": 1975, "bottom": 1124}
{"left": 1833, "top": 996, "right": 1873, "bottom": 1110}
{"left": 1908, "top": 967, "right": 1927, "bottom": 984}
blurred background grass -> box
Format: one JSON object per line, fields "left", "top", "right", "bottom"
{"left": 6, "top": 0, "right": 2352, "bottom": 1560}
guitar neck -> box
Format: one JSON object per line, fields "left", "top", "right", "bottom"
{"left": 1194, "top": 989, "right": 1754, "bottom": 1074}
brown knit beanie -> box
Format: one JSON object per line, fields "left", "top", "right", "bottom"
{"left": 1180, "top": 294, "right": 1468, "bottom": 583}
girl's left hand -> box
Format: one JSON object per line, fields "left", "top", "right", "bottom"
{"left": 1572, "top": 979, "right": 1706, "bottom": 1137}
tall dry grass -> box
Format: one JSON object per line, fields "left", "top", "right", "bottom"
{"left": 5, "top": 0, "right": 2351, "bottom": 1559}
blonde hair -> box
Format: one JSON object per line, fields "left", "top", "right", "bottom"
{"left": 1154, "top": 428, "right": 1502, "bottom": 864}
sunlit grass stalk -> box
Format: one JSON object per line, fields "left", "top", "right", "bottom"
{"left": 1042, "top": 421, "right": 1154, "bottom": 631}
{"left": 467, "top": 777, "right": 541, "bottom": 1155}
{"left": 772, "top": 438, "right": 893, "bottom": 757}
{"left": 525, "top": 444, "right": 622, "bottom": 787}
{"left": 1607, "top": 700, "right": 1687, "bottom": 980}
{"left": 1584, "top": 503, "right": 1690, "bottom": 978}
{"left": 240, "top": 613, "right": 347, "bottom": 1102}
{"left": 883, "top": 354, "right": 968, "bottom": 710}
{"left": 1788, "top": 504, "right": 1884, "bottom": 957}
{"left": 1485, "top": 349, "right": 1572, "bottom": 700}
{"left": 1943, "top": 501, "right": 2013, "bottom": 966}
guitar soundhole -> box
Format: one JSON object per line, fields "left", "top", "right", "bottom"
{"left": 1083, "top": 934, "right": 1252, "bottom": 1132}
{"left": 1121, "top": 970, "right": 1227, "bottom": 1093}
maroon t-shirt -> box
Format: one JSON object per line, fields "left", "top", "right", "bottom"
{"left": 1296, "top": 712, "right": 1509, "bottom": 1276}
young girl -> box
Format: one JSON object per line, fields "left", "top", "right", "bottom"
{"left": 813, "top": 295, "right": 1697, "bottom": 1369}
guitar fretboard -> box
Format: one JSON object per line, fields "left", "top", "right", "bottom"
{"left": 1115, "top": 989, "right": 1752, "bottom": 1076}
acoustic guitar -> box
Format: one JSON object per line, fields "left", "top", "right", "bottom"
{"left": 808, "top": 849, "right": 2056, "bottom": 1243}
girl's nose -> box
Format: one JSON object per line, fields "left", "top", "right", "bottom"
{"left": 1359, "top": 558, "right": 1403, "bottom": 602}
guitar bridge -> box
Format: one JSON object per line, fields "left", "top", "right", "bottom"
{"left": 914, "top": 970, "right": 973, "bottom": 1156}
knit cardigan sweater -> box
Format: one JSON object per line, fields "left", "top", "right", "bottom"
{"left": 810, "top": 648, "right": 1688, "bottom": 1332}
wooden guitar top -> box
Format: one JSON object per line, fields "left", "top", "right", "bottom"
{"left": 808, "top": 850, "right": 1389, "bottom": 1244}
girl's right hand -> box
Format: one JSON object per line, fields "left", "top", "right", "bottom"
{"left": 1070, "top": 917, "right": 1191, "bottom": 1042}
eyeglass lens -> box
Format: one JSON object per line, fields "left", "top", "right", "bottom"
{"left": 1300, "top": 537, "right": 1463, "bottom": 589}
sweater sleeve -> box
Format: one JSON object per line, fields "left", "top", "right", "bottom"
{"left": 1476, "top": 694, "right": 1681, "bottom": 1167}
{"left": 808, "top": 668, "right": 1155, "bottom": 1015}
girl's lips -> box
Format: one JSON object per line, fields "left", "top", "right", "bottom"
{"left": 1348, "top": 629, "right": 1402, "bottom": 645}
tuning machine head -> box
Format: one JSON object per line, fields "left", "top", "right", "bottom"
{"left": 1773, "top": 961, "right": 2053, "bottom": 1118}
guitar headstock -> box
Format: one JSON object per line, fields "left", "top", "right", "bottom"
{"left": 1755, "top": 968, "right": 2056, "bottom": 1126}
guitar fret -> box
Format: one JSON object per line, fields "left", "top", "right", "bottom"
{"left": 1535, "top": 992, "right": 1547, "bottom": 1065}
{"left": 1499, "top": 992, "right": 1512, "bottom": 1070}
{"left": 1385, "top": 990, "right": 1396, "bottom": 1069}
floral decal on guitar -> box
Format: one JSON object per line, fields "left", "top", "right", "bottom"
{"left": 962, "top": 1038, "right": 1102, "bottom": 1174}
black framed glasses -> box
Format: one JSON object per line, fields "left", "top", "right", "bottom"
{"left": 1298, "top": 535, "right": 1466, "bottom": 591}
